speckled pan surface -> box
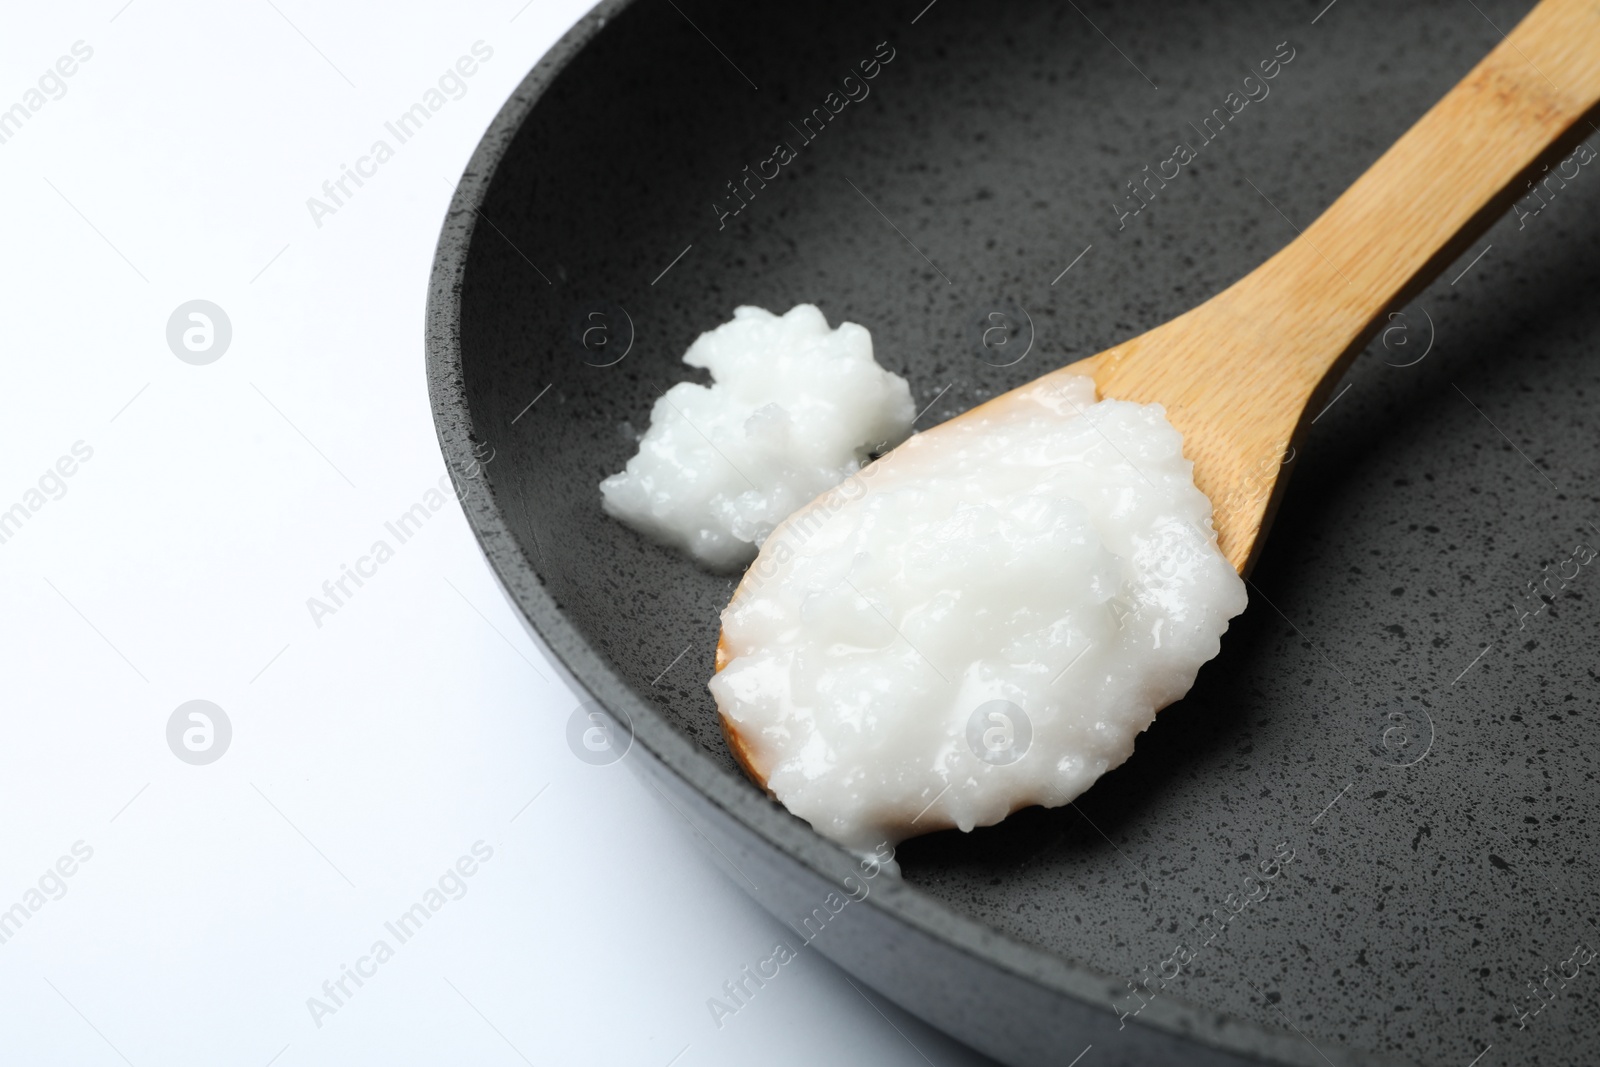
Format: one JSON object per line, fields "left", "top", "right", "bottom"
{"left": 425, "top": 0, "right": 1600, "bottom": 1064}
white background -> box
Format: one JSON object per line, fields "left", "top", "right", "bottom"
{"left": 0, "top": 3, "right": 995, "bottom": 1064}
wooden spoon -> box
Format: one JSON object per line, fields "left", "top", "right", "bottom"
{"left": 718, "top": 0, "right": 1600, "bottom": 786}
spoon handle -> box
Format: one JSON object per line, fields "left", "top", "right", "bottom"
{"left": 1233, "top": 0, "right": 1600, "bottom": 396}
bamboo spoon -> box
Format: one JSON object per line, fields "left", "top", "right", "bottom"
{"left": 717, "top": 0, "right": 1600, "bottom": 785}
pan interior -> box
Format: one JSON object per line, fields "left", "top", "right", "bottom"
{"left": 456, "top": 0, "right": 1600, "bottom": 1063}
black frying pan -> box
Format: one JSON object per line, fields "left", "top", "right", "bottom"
{"left": 425, "top": 1, "right": 1600, "bottom": 1063}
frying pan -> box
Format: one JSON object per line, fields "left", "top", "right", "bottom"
{"left": 424, "top": 0, "right": 1600, "bottom": 1063}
